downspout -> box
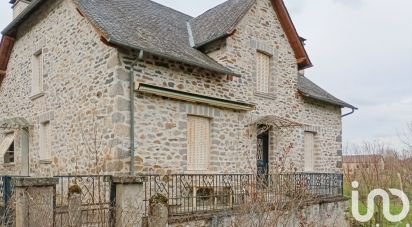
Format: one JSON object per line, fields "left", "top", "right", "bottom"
{"left": 129, "top": 50, "right": 144, "bottom": 175}
{"left": 341, "top": 108, "right": 355, "bottom": 118}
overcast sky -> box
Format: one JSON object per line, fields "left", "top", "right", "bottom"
{"left": 1, "top": 0, "right": 411, "bottom": 151}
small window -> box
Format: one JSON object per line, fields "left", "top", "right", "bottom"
{"left": 40, "top": 121, "right": 51, "bottom": 161}
{"left": 4, "top": 141, "right": 14, "bottom": 164}
{"left": 0, "top": 133, "right": 15, "bottom": 164}
{"left": 256, "top": 51, "right": 271, "bottom": 94}
{"left": 32, "top": 49, "right": 44, "bottom": 95}
{"left": 187, "top": 116, "right": 210, "bottom": 171}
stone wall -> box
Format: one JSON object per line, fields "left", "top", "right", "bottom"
{"left": 0, "top": 0, "right": 343, "bottom": 176}
{"left": 169, "top": 200, "right": 349, "bottom": 227}
{"left": 0, "top": 0, "right": 119, "bottom": 176}
{"left": 113, "top": 0, "right": 343, "bottom": 175}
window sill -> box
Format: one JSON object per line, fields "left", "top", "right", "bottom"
{"left": 184, "top": 170, "right": 216, "bottom": 175}
{"left": 3, "top": 163, "right": 15, "bottom": 167}
{"left": 39, "top": 159, "right": 52, "bottom": 164}
{"left": 30, "top": 92, "right": 45, "bottom": 100}
{"left": 254, "top": 92, "right": 276, "bottom": 99}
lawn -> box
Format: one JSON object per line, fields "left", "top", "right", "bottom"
{"left": 344, "top": 182, "right": 412, "bottom": 226}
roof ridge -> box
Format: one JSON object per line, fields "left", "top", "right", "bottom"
{"left": 189, "top": 0, "right": 256, "bottom": 48}
{"left": 189, "top": 0, "right": 233, "bottom": 23}
{"left": 144, "top": 0, "right": 193, "bottom": 19}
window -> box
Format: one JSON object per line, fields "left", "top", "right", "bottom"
{"left": 40, "top": 121, "right": 51, "bottom": 161}
{"left": 32, "top": 49, "right": 44, "bottom": 95}
{"left": 187, "top": 116, "right": 210, "bottom": 171}
{"left": 304, "top": 132, "right": 315, "bottom": 171}
{"left": 256, "top": 51, "right": 271, "bottom": 94}
{"left": 0, "top": 133, "right": 15, "bottom": 164}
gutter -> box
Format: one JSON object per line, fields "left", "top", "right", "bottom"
{"left": 128, "top": 50, "right": 144, "bottom": 175}
{"left": 342, "top": 108, "right": 356, "bottom": 118}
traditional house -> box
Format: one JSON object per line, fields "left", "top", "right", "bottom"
{"left": 343, "top": 155, "right": 384, "bottom": 175}
{"left": 0, "top": 0, "right": 356, "bottom": 182}
{"left": 0, "top": 0, "right": 357, "bottom": 225}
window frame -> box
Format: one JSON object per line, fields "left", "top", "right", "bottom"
{"left": 186, "top": 115, "right": 211, "bottom": 172}
{"left": 31, "top": 48, "right": 45, "bottom": 99}
{"left": 1, "top": 132, "right": 15, "bottom": 165}
{"left": 255, "top": 51, "right": 271, "bottom": 95}
{"left": 39, "top": 121, "right": 52, "bottom": 162}
{"left": 303, "top": 131, "right": 316, "bottom": 172}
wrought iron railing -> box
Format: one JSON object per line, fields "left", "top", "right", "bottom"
{"left": 0, "top": 176, "right": 13, "bottom": 226}
{"left": 54, "top": 175, "right": 115, "bottom": 226}
{"left": 143, "top": 173, "right": 343, "bottom": 216}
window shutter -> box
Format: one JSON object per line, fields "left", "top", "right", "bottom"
{"left": 256, "top": 52, "right": 270, "bottom": 94}
{"left": 40, "top": 121, "right": 51, "bottom": 160}
{"left": 187, "top": 116, "right": 210, "bottom": 171}
{"left": 304, "top": 132, "right": 315, "bottom": 171}
{"left": 0, "top": 134, "right": 15, "bottom": 157}
{"left": 32, "top": 50, "right": 43, "bottom": 95}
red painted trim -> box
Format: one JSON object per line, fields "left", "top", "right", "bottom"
{"left": 0, "top": 36, "right": 15, "bottom": 86}
{"left": 271, "top": 0, "right": 312, "bottom": 69}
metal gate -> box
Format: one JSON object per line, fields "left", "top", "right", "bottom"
{"left": 54, "top": 175, "right": 115, "bottom": 227}
{"left": 0, "top": 176, "right": 12, "bottom": 226}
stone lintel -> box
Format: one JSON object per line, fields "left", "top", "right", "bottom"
{"left": 112, "top": 175, "right": 147, "bottom": 184}
{"left": 12, "top": 177, "right": 59, "bottom": 187}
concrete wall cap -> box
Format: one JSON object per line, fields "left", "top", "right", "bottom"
{"left": 12, "top": 177, "right": 59, "bottom": 187}
{"left": 112, "top": 176, "right": 147, "bottom": 184}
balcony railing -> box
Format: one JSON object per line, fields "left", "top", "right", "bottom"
{"left": 143, "top": 173, "right": 343, "bottom": 216}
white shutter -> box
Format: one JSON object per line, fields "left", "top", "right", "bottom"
{"left": 304, "top": 132, "right": 315, "bottom": 171}
{"left": 40, "top": 121, "right": 51, "bottom": 160}
{"left": 256, "top": 52, "right": 270, "bottom": 94}
{"left": 0, "top": 134, "right": 15, "bottom": 157}
{"left": 187, "top": 116, "right": 210, "bottom": 171}
{"left": 32, "top": 50, "right": 43, "bottom": 95}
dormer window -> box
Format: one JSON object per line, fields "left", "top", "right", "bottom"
{"left": 31, "top": 49, "right": 44, "bottom": 97}
{"left": 256, "top": 51, "right": 271, "bottom": 94}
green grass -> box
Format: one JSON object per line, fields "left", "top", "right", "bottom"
{"left": 345, "top": 182, "right": 412, "bottom": 226}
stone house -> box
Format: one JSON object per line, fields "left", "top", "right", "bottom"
{"left": 342, "top": 155, "right": 384, "bottom": 175}
{"left": 0, "top": 0, "right": 356, "bottom": 177}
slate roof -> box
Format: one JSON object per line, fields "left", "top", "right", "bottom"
{"left": 1, "top": 0, "right": 355, "bottom": 109}
{"left": 189, "top": 0, "right": 256, "bottom": 48}
{"left": 298, "top": 75, "right": 356, "bottom": 109}
{"left": 72, "top": 0, "right": 237, "bottom": 76}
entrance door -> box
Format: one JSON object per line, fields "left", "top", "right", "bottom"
{"left": 257, "top": 130, "right": 269, "bottom": 176}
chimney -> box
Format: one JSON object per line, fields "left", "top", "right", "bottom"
{"left": 10, "top": 0, "right": 31, "bottom": 19}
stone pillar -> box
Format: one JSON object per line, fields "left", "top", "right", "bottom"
{"left": 68, "top": 185, "right": 82, "bottom": 227}
{"left": 112, "top": 176, "right": 148, "bottom": 227}
{"left": 13, "top": 177, "right": 58, "bottom": 227}
{"left": 148, "top": 203, "right": 168, "bottom": 227}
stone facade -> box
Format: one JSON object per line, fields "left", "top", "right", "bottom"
{"left": 0, "top": 0, "right": 118, "bottom": 176}
{"left": 0, "top": 0, "right": 343, "bottom": 176}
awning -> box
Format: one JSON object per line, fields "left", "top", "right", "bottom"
{"left": 0, "top": 117, "right": 32, "bottom": 129}
{"left": 135, "top": 82, "right": 255, "bottom": 111}
{"left": 250, "top": 115, "right": 302, "bottom": 134}
{"left": 0, "top": 133, "right": 14, "bottom": 156}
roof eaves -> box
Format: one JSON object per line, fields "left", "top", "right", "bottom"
{"left": 299, "top": 90, "right": 357, "bottom": 110}
{"left": 271, "top": 0, "right": 312, "bottom": 70}
{"left": 2, "top": 0, "right": 45, "bottom": 36}
{"left": 193, "top": 31, "right": 233, "bottom": 49}
{"left": 108, "top": 38, "right": 240, "bottom": 77}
